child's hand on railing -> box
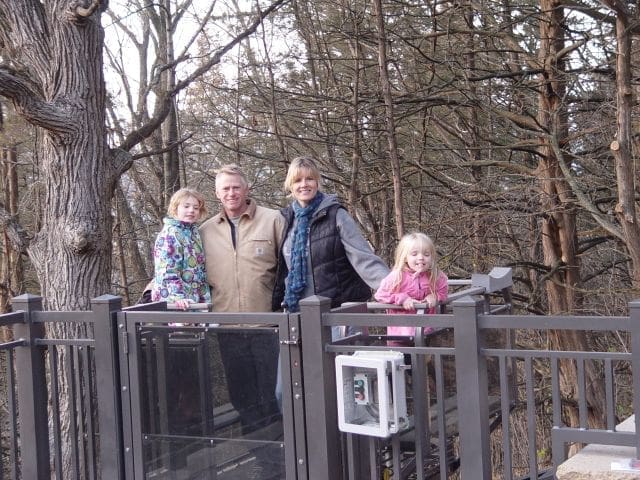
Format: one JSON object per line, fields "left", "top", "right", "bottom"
{"left": 367, "top": 301, "right": 434, "bottom": 311}
{"left": 166, "top": 302, "right": 213, "bottom": 327}
{"left": 402, "top": 297, "right": 418, "bottom": 310}
{"left": 171, "top": 299, "right": 191, "bottom": 310}
{"left": 166, "top": 302, "right": 211, "bottom": 311}
{"left": 422, "top": 294, "right": 437, "bottom": 309}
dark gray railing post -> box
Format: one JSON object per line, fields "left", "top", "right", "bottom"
{"left": 453, "top": 295, "right": 491, "bottom": 479}
{"left": 629, "top": 299, "right": 640, "bottom": 459}
{"left": 12, "top": 293, "right": 50, "bottom": 480}
{"left": 91, "top": 295, "right": 125, "bottom": 480}
{"left": 299, "top": 295, "right": 341, "bottom": 480}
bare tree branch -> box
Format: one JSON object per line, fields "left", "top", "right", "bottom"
{"left": 0, "top": 66, "right": 76, "bottom": 134}
{"left": 549, "top": 123, "right": 624, "bottom": 241}
{"left": 117, "top": 0, "right": 291, "bottom": 152}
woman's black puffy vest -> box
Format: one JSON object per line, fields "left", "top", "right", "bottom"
{"left": 272, "top": 204, "right": 372, "bottom": 310}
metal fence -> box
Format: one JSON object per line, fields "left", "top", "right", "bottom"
{"left": 0, "top": 294, "right": 124, "bottom": 480}
{"left": 314, "top": 296, "right": 640, "bottom": 479}
{"left": 0, "top": 268, "right": 638, "bottom": 480}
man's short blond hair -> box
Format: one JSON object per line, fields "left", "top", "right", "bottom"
{"left": 215, "top": 164, "right": 249, "bottom": 188}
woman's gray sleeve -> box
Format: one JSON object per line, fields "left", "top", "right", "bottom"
{"left": 336, "top": 209, "right": 390, "bottom": 289}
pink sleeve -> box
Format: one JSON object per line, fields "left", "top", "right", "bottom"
{"left": 374, "top": 272, "right": 409, "bottom": 305}
{"left": 435, "top": 271, "right": 449, "bottom": 302}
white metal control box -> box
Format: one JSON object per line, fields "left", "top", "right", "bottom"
{"left": 335, "top": 351, "right": 409, "bottom": 437}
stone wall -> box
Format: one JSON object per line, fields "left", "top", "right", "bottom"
{"left": 556, "top": 416, "right": 640, "bottom": 480}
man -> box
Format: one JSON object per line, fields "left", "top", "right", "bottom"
{"left": 200, "top": 164, "right": 283, "bottom": 443}
{"left": 201, "top": 165, "right": 283, "bottom": 314}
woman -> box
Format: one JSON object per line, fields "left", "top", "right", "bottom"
{"left": 272, "top": 156, "right": 389, "bottom": 320}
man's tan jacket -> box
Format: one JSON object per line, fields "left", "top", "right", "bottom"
{"left": 200, "top": 199, "right": 284, "bottom": 313}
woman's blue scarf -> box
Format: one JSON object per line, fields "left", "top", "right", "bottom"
{"left": 284, "top": 192, "right": 324, "bottom": 312}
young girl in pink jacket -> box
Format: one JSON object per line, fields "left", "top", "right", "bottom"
{"left": 375, "top": 232, "right": 448, "bottom": 340}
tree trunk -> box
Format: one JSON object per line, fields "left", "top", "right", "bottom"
{"left": 1, "top": 146, "right": 23, "bottom": 320}
{"left": 372, "top": 0, "right": 404, "bottom": 238}
{"left": 610, "top": 9, "right": 640, "bottom": 289}
{"left": 537, "top": 0, "right": 605, "bottom": 433}
{"left": 113, "top": 185, "right": 153, "bottom": 304}
{"left": 159, "top": 0, "right": 181, "bottom": 202}
{"left": 0, "top": 3, "right": 120, "bottom": 474}
{"left": 463, "top": 5, "right": 490, "bottom": 273}
{"left": 347, "top": 13, "right": 363, "bottom": 212}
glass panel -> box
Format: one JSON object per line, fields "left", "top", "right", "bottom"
{"left": 137, "top": 326, "right": 284, "bottom": 479}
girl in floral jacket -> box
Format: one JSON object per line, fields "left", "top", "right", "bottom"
{"left": 151, "top": 188, "right": 211, "bottom": 310}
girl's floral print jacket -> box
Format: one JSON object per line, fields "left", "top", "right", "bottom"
{"left": 151, "top": 217, "right": 211, "bottom": 305}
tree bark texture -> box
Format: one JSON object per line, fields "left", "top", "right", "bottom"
{"left": 0, "top": 1, "right": 118, "bottom": 474}
{"left": 0, "top": 2, "right": 116, "bottom": 310}
{"left": 158, "top": 0, "right": 181, "bottom": 200}
{"left": 372, "top": 0, "right": 404, "bottom": 238}
{"left": 537, "top": 0, "right": 605, "bottom": 431}
{"left": 610, "top": 11, "right": 640, "bottom": 289}
{"left": 1, "top": 146, "right": 22, "bottom": 318}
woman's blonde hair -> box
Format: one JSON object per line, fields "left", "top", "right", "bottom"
{"left": 389, "top": 232, "right": 441, "bottom": 293}
{"left": 167, "top": 188, "right": 208, "bottom": 219}
{"left": 283, "top": 156, "right": 321, "bottom": 194}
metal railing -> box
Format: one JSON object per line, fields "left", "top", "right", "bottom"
{"left": 0, "top": 311, "right": 23, "bottom": 480}
{"left": 0, "top": 268, "right": 637, "bottom": 479}
{"left": 0, "top": 295, "right": 125, "bottom": 480}
{"left": 293, "top": 269, "right": 638, "bottom": 479}
{"left": 294, "top": 267, "right": 516, "bottom": 480}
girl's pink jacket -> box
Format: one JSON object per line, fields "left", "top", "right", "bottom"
{"left": 374, "top": 269, "right": 448, "bottom": 337}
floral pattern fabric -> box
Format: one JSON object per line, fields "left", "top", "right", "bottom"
{"left": 151, "top": 217, "right": 211, "bottom": 305}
